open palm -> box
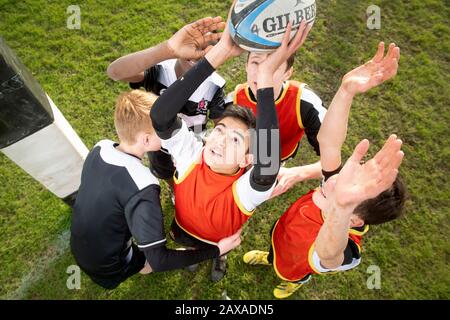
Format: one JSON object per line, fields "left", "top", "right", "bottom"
{"left": 259, "top": 20, "right": 312, "bottom": 74}
{"left": 167, "top": 16, "right": 226, "bottom": 60}
{"left": 342, "top": 42, "right": 400, "bottom": 95}
{"left": 333, "top": 135, "right": 404, "bottom": 208}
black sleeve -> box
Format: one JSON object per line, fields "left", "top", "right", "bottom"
{"left": 150, "top": 58, "right": 215, "bottom": 139}
{"left": 124, "top": 185, "right": 166, "bottom": 248}
{"left": 125, "top": 185, "right": 219, "bottom": 272}
{"left": 300, "top": 99, "right": 324, "bottom": 156}
{"left": 129, "top": 65, "right": 161, "bottom": 93}
{"left": 342, "top": 238, "right": 361, "bottom": 265}
{"left": 142, "top": 244, "right": 219, "bottom": 272}
{"left": 208, "top": 87, "right": 226, "bottom": 120}
{"left": 322, "top": 166, "right": 342, "bottom": 181}
{"left": 250, "top": 87, "right": 281, "bottom": 191}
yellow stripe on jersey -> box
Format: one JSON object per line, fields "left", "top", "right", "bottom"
{"left": 307, "top": 243, "right": 321, "bottom": 274}
{"left": 349, "top": 225, "right": 370, "bottom": 236}
{"left": 243, "top": 86, "right": 256, "bottom": 105}
{"left": 307, "top": 243, "right": 339, "bottom": 275}
{"left": 271, "top": 220, "right": 302, "bottom": 282}
{"left": 233, "top": 84, "right": 242, "bottom": 105}
{"left": 232, "top": 181, "right": 255, "bottom": 217}
{"left": 275, "top": 81, "right": 290, "bottom": 105}
{"left": 296, "top": 83, "right": 305, "bottom": 129}
{"left": 174, "top": 217, "right": 218, "bottom": 246}
{"left": 173, "top": 162, "right": 197, "bottom": 185}
{"left": 281, "top": 143, "right": 299, "bottom": 161}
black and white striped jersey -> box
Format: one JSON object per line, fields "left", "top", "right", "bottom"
{"left": 130, "top": 59, "right": 226, "bottom": 132}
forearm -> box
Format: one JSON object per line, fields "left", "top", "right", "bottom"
{"left": 251, "top": 87, "right": 281, "bottom": 190}
{"left": 317, "top": 87, "right": 355, "bottom": 171}
{"left": 107, "top": 42, "right": 175, "bottom": 81}
{"left": 150, "top": 58, "right": 215, "bottom": 138}
{"left": 314, "top": 205, "right": 354, "bottom": 269}
{"left": 143, "top": 244, "right": 219, "bottom": 273}
{"left": 292, "top": 161, "right": 322, "bottom": 181}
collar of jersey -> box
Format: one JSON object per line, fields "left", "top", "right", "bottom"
{"left": 245, "top": 81, "right": 289, "bottom": 105}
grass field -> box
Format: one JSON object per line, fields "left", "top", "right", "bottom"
{"left": 0, "top": 0, "right": 449, "bottom": 300}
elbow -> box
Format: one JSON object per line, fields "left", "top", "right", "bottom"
{"left": 315, "top": 246, "right": 342, "bottom": 269}
{"left": 317, "top": 130, "right": 326, "bottom": 147}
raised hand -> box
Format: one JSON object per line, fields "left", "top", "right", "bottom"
{"left": 167, "top": 16, "right": 226, "bottom": 61}
{"left": 259, "top": 20, "right": 312, "bottom": 75}
{"left": 331, "top": 135, "right": 404, "bottom": 209}
{"left": 341, "top": 42, "right": 400, "bottom": 95}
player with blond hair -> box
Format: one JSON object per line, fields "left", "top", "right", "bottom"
{"left": 70, "top": 89, "right": 241, "bottom": 289}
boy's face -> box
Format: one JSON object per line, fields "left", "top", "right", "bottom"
{"left": 204, "top": 117, "right": 252, "bottom": 174}
{"left": 246, "top": 52, "right": 293, "bottom": 98}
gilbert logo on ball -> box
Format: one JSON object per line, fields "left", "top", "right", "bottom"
{"left": 230, "top": 0, "right": 316, "bottom": 52}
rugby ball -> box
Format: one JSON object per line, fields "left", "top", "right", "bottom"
{"left": 229, "top": 0, "right": 316, "bottom": 52}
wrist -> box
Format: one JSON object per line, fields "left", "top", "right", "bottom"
{"left": 161, "top": 40, "right": 177, "bottom": 59}
{"left": 294, "top": 166, "right": 306, "bottom": 182}
{"left": 338, "top": 84, "right": 356, "bottom": 99}
{"left": 205, "top": 45, "right": 228, "bottom": 69}
{"left": 257, "top": 72, "right": 274, "bottom": 90}
{"left": 329, "top": 198, "right": 357, "bottom": 215}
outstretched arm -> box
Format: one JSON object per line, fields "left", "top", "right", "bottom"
{"left": 150, "top": 16, "right": 243, "bottom": 138}
{"left": 143, "top": 229, "right": 241, "bottom": 272}
{"left": 317, "top": 42, "right": 400, "bottom": 174}
{"left": 251, "top": 20, "right": 312, "bottom": 189}
{"left": 107, "top": 17, "right": 225, "bottom": 82}
{"left": 314, "top": 136, "right": 404, "bottom": 269}
{"left": 234, "top": 21, "right": 312, "bottom": 210}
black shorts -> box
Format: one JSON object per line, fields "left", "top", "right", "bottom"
{"left": 170, "top": 219, "right": 212, "bottom": 250}
{"left": 85, "top": 244, "right": 146, "bottom": 290}
{"left": 148, "top": 150, "right": 175, "bottom": 180}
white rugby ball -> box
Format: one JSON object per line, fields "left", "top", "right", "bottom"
{"left": 229, "top": 0, "right": 316, "bottom": 52}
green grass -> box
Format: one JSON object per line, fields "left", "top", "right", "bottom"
{"left": 0, "top": 0, "right": 449, "bottom": 300}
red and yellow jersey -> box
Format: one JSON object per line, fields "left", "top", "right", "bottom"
{"left": 173, "top": 151, "right": 253, "bottom": 244}
{"left": 272, "top": 191, "right": 368, "bottom": 282}
{"left": 233, "top": 81, "right": 312, "bottom": 161}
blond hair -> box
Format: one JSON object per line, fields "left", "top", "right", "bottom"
{"left": 114, "top": 90, "right": 157, "bottom": 144}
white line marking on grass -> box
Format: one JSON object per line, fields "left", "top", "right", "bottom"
{"left": 5, "top": 229, "right": 70, "bottom": 300}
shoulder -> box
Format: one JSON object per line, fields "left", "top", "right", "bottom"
{"left": 197, "top": 72, "right": 226, "bottom": 98}
{"left": 154, "top": 59, "right": 177, "bottom": 87}
{"left": 299, "top": 83, "right": 324, "bottom": 107}
{"left": 158, "top": 58, "right": 177, "bottom": 71}
{"left": 95, "top": 140, "right": 159, "bottom": 191}
{"left": 209, "top": 72, "right": 226, "bottom": 88}
{"left": 235, "top": 83, "right": 248, "bottom": 93}
{"left": 227, "top": 83, "right": 250, "bottom": 105}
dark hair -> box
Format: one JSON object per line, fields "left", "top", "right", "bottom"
{"left": 286, "top": 52, "right": 296, "bottom": 70}
{"left": 217, "top": 105, "right": 256, "bottom": 129}
{"left": 354, "top": 176, "right": 407, "bottom": 225}
{"left": 247, "top": 52, "right": 296, "bottom": 72}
